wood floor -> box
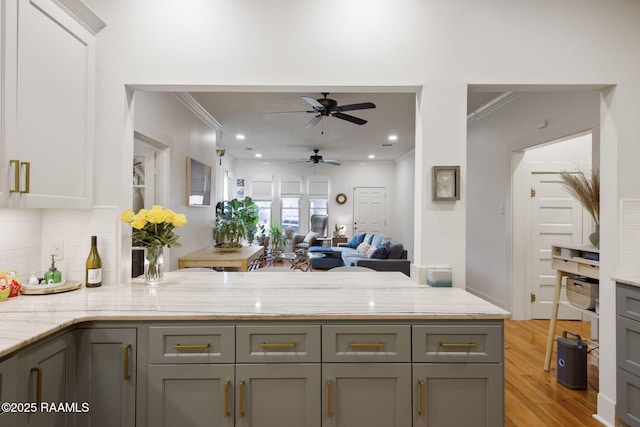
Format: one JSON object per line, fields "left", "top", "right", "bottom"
{"left": 505, "top": 319, "right": 600, "bottom": 426}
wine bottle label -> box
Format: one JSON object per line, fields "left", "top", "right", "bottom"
{"left": 87, "top": 268, "right": 102, "bottom": 284}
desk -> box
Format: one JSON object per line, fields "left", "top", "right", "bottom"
{"left": 178, "top": 245, "right": 264, "bottom": 272}
{"left": 543, "top": 244, "right": 599, "bottom": 371}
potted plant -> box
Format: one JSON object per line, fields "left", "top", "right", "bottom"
{"left": 255, "top": 224, "right": 269, "bottom": 248}
{"left": 214, "top": 197, "right": 258, "bottom": 249}
{"left": 559, "top": 168, "right": 600, "bottom": 247}
{"left": 269, "top": 223, "right": 288, "bottom": 253}
{"left": 333, "top": 223, "right": 344, "bottom": 237}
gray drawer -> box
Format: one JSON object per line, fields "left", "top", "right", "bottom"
{"left": 322, "top": 325, "right": 411, "bottom": 362}
{"left": 618, "top": 283, "right": 640, "bottom": 322}
{"left": 412, "top": 324, "right": 503, "bottom": 363}
{"left": 617, "top": 315, "right": 640, "bottom": 378}
{"left": 236, "top": 325, "right": 320, "bottom": 363}
{"left": 149, "top": 325, "right": 234, "bottom": 364}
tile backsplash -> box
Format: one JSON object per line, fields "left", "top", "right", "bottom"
{"left": 0, "top": 207, "right": 118, "bottom": 285}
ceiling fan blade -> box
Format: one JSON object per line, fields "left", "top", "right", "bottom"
{"left": 321, "top": 159, "right": 341, "bottom": 166}
{"left": 337, "top": 102, "right": 376, "bottom": 112}
{"left": 306, "top": 115, "right": 322, "bottom": 128}
{"left": 269, "top": 110, "right": 314, "bottom": 115}
{"left": 288, "top": 160, "right": 311, "bottom": 164}
{"left": 332, "top": 112, "right": 367, "bottom": 125}
{"left": 302, "top": 96, "right": 325, "bottom": 110}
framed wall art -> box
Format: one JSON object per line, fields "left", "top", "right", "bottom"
{"left": 432, "top": 166, "right": 460, "bottom": 201}
{"left": 186, "top": 157, "right": 212, "bottom": 207}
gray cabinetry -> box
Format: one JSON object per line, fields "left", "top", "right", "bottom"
{"left": 617, "top": 282, "right": 640, "bottom": 427}
{"left": 74, "top": 328, "right": 137, "bottom": 427}
{"left": 0, "top": 356, "right": 18, "bottom": 427}
{"left": 18, "top": 332, "right": 75, "bottom": 427}
{"left": 412, "top": 323, "right": 504, "bottom": 427}
{"left": 147, "top": 325, "right": 235, "bottom": 427}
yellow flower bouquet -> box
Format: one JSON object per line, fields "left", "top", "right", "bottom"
{"left": 121, "top": 205, "right": 188, "bottom": 248}
{"left": 121, "top": 206, "right": 187, "bottom": 285}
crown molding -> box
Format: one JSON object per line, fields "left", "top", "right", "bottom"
{"left": 467, "top": 92, "right": 522, "bottom": 125}
{"left": 52, "top": 0, "right": 106, "bottom": 35}
{"left": 173, "top": 93, "right": 223, "bottom": 130}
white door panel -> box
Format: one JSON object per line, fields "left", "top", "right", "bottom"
{"left": 353, "top": 187, "right": 387, "bottom": 235}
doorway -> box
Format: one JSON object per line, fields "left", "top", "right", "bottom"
{"left": 353, "top": 187, "right": 387, "bottom": 235}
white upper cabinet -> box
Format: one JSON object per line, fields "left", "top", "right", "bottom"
{"left": 1, "top": 0, "right": 102, "bottom": 208}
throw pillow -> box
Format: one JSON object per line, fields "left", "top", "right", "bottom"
{"left": 357, "top": 243, "right": 372, "bottom": 254}
{"left": 303, "top": 232, "right": 319, "bottom": 244}
{"left": 346, "top": 233, "right": 366, "bottom": 248}
{"left": 369, "top": 245, "right": 390, "bottom": 259}
{"left": 366, "top": 245, "right": 378, "bottom": 258}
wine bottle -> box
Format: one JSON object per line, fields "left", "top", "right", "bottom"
{"left": 85, "top": 235, "right": 103, "bottom": 287}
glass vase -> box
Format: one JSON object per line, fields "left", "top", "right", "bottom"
{"left": 144, "top": 245, "right": 164, "bottom": 285}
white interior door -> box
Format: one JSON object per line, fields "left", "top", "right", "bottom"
{"left": 353, "top": 187, "right": 387, "bottom": 235}
{"left": 530, "top": 168, "right": 586, "bottom": 319}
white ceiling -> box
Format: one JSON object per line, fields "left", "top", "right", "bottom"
{"left": 187, "top": 90, "right": 502, "bottom": 163}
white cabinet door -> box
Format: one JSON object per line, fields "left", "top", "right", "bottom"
{"left": 322, "top": 363, "right": 411, "bottom": 427}
{"left": 74, "top": 328, "right": 137, "bottom": 427}
{"left": 148, "top": 364, "right": 235, "bottom": 427}
{"left": 235, "top": 364, "right": 321, "bottom": 427}
{"left": 18, "top": 332, "right": 75, "bottom": 427}
{"left": 2, "top": 0, "right": 94, "bottom": 208}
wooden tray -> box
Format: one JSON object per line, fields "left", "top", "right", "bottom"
{"left": 21, "top": 280, "right": 82, "bottom": 295}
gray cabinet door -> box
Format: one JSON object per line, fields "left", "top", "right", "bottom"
{"left": 19, "top": 332, "right": 75, "bottom": 427}
{"left": 74, "top": 328, "right": 137, "bottom": 427}
{"left": 0, "top": 356, "right": 18, "bottom": 427}
{"left": 235, "top": 364, "right": 321, "bottom": 427}
{"left": 413, "top": 363, "right": 504, "bottom": 427}
{"left": 322, "top": 363, "right": 412, "bottom": 427}
{"left": 148, "top": 364, "right": 235, "bottom": 427}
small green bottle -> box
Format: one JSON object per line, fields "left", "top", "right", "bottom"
{"left": 44, "top": 255, "right": 62, "bottom": 284}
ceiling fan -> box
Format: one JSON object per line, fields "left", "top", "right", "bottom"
{"left": 270, "top": 93, "right": 376, "bottom": 128}
{"left": 290, "top": 149, "right": 341, "bottom": 166}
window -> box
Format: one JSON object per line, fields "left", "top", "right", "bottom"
{"left": 255, "top": 200, "right": 271, "bottom": 228}
{"left": 281, "top": 197, "right": 300, "bottom": 233}
{"left": 310, "top": 198, "right": 328, "bottom": 217}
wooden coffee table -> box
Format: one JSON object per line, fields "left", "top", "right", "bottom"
{"left": 178, "top": 245, "right": 264, "bottom": 272}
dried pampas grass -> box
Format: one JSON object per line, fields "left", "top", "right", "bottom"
{"left": 559, "top": 169, "right": 600, "bottom": 224}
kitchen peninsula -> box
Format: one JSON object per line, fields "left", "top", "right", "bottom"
{"left": 0, "top": 272, "right": 510, "bottom": 427}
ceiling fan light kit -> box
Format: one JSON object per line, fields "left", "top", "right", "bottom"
{"left": 270, "top": 92, "right": 376, "bottom": 128}
{"left": 289, "top": 149, "right": 341, "bottom": 167}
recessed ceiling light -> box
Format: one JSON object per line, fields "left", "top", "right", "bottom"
{"left": 236, "top": 134, "right": 245, "bottom": 140}
{"left": 255, "top": 153, "right": 262, "bottom": 158}
{"left": 368, "top": 154, "right": 375, "bottom": 159}
{"left": 388, "top": 135, "right": 398, "bottom": 141}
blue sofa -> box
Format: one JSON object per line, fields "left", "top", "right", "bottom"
{"left": 310, "top": 232, "right": 410, "bottom": 276}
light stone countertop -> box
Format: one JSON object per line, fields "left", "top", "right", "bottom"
{"left": 614, "top": 276, "right": 640, "bottom": 288}
{"left": 0, "top": 271, "right": 510, "bottom": 358}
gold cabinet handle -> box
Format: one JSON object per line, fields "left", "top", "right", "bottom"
{"left": 172, "top": 343, "right": 210, "bottom": 350}
{"left": 239, "top": 380, "right": 245, "bottom": 417}
{"left": 20, "top": 161, "right": 30, "bottom": 194}
{"left": 327, "top": 379, "right": 332, "bottom": 417}
{"left": 418, "top": 380, "right": 425, "bottom": 417}
{"left": 439, "top": 342, "right": 477, "bottom": 349}
{"left": 123, "top": 344, "right": 131, "bottom": 381}
{"left": 31, "top": 367, "right": 43, "bottom": 404}
{"left": 260, "top": 342, "right": 296, "bottom": 349}
{"left": 224, "top": 380, "right": 230, "bottom": 418}
{"left": 349, "top": 341, "right": 385, "bottom": 348}
{"left": 10, "top": 160, "right": 20, "bottom": 193}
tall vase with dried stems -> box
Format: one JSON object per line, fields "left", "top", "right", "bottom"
{"left": 559, "top": 169, "right": 600, "bottom": 248}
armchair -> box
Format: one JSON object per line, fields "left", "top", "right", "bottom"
{"left": 293, "top": 214, "right": 329, "bottom": 250}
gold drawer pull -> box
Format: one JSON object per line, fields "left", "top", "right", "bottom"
{"left": 123, "top": 344, "right": 131, "bottom": 381}
{"left": 172, "top": 343, "right": 210, "bottom": 350}
{"left": 260, "top": 342, "right": 296, "bottom": 349}
{"left": 349, "top": 341, "right": 385, "bottom": 348}
{"left": 327, "top": 379, "right": 332, "bottom": 417}
{"left": 224, "top": 380, "right": 230, "bottom": 418}
{"left": 20, "top": 161, "right": 30, "bottom": 194}
{"left": 10, "top": 160, "right": 19, "bottom": 193}
{"left": 239, "top": 380, "right": 245, "bottom": 417}
{"left": 439, "top": 342, "right": 477, "bottom": 349}
{"left": 31, "top": 367, "right": 43, "bottom": 404}
{"left": 418, "top": 380, "right": 425, "bottom": 417}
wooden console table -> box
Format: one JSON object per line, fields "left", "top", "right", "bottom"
{"left": 178, "top": 245, "right": 264, "bottom": 272}
{"left": 543, "top": 244, "right": 599, "bottom": 371}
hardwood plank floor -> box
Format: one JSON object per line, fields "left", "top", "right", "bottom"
{"left": 505, "top": 319, "right": 600, "bottom": 426}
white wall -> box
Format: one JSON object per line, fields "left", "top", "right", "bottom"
{"left": 466, "top": 91, "right": 600, "bottom": 313}
{"left": 82, "top": 1, "right": 640, "bottom": 423}
{"left": 395, "top": 151, "right": 415, "bottom": 261}
{"left": 133, "top": 92, "right": 218, "bottom": 271}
